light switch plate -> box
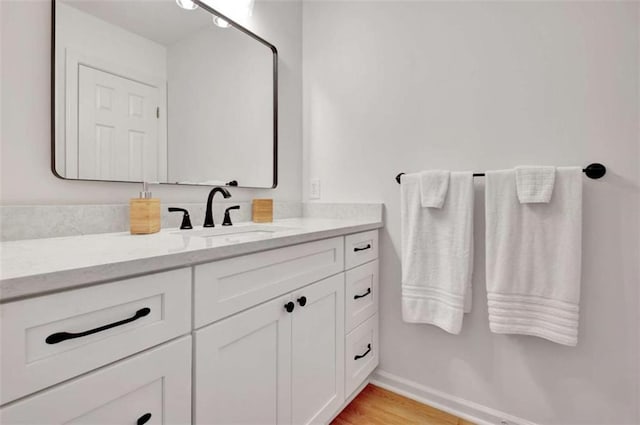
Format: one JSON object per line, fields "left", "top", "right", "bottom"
{"left": 309, "top": 178, "right": 321, "bottom": 199}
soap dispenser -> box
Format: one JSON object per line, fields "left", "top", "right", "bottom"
{"left": 130, "top": 182, "right": 161, "bottom": 234}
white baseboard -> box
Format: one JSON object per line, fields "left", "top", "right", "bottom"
{"left": 327, "top": 379, "right": 370, "bottom": 424}
{"left": 370, "top": 369, "right": 537, "bottom": 425}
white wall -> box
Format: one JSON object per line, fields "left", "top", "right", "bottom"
{"left": 167, "top": 23, "right": 273, "bottom": 186}
{"left": 0, "top": 0, "right": 301, "bottom": 205}
{"left": 303, "top": 2, "right": 640, "bottom": 424}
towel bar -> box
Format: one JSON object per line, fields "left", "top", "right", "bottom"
{"left": 395, "top": 163, "right": 606, "bottom": 184}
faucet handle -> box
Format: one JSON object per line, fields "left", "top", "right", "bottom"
{"left": 222, "top": 205, "right": 240, "bottom": 226}
{"left": 168, "top": 207, "right": 193, "bottom": 230}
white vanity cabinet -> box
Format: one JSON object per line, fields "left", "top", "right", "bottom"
{"left": 0, "top": 268, "right": 192, "bottom": 404}
{"left": 0, "top": 226, "right": 381, "bottom": 425}
{"left": 342, "top": 231, "right": 379, "bottom": 399}
{"left": 195, "top": 273, "right": 344, "bottom": 425}
{"left": 0, "top": 336, "right": 192, "bottom": 425}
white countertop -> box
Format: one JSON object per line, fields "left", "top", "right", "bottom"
{"left": 0, "top": 218, "right": 382, "bottom": 302}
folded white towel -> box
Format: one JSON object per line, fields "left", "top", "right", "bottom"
{"left": 485, "top": 167, "right": 582, "bottom": 346}
{"left": 401, "top": 171, "right": 474, "bottom": 334}
{"left": 515, "top": 166, "right": 556, "bottom": 203}
{"left": 419, "top": 170, "right": 450, "bottom": 208}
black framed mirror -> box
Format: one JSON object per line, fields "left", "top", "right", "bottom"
{"left": 51, "top": 0, "right": 277, "bottom": 188}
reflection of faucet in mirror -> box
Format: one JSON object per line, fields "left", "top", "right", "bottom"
{"left": 204, "top": 187, "right": 232, "bottom": 227}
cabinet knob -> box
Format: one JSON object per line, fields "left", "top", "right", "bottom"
{"left": 297, "top": 296, "right": 307, "bottom": 307}
{"left": 284, "top": 301, "right": 295, "bottom": 313}
{"left": 137, "top": 413, "right": 152, "bottom": 425}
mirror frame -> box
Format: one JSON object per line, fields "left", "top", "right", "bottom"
{"left": 50, "top": 0, "right": 278, "bottom": 189}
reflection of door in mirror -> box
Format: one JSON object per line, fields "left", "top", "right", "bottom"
{"left": 55, "top": 1, "right": 168, "bottom": 182}
{"left": 78, "top": 65, "right": 161, "bottom": 181}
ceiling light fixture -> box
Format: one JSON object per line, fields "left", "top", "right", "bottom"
{"left": 210, "top": 0, "right": 254, "bottom": 28}
{"left": 176, "top": 0, "right": 198, "bottom": 11}
{"left": 212, "top": 16, "right": 230, "bottom": 28}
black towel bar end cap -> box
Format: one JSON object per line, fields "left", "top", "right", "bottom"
{"left": 583, "top": 163, "right": 606, "bottom": 179}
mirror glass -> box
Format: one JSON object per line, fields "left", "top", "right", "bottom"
{"left": 53, "top": 0, "right": 277, "bottom": 188}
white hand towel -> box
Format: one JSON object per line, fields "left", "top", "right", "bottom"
{"left": 419, "top": 170, "right": 450, "bottom": 208}
{"left": 400, "top": 171, "right": 474, "bottom": 334}
{"left": 485, "top": 167, "right": 582, "bottom": 346}
{"left": 515, "top": 166, "right": 556, "bottom": 203}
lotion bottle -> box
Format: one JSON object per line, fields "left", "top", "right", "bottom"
{"left": 130, "top": 182, "right": 160, "bottom": 234}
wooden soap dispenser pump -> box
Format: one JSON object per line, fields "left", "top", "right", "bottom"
{"left": 130, "top": 182, "right": 161, "bottom": 234}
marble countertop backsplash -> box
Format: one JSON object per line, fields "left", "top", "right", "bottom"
{"left": 0, "top": 201, "right": 384, "bottom": 242}
{"left": 0, "top": 201, "right": 303, "bottom": 242}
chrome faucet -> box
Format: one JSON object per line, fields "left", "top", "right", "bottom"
{"left": 204, "top": 187, "right": 231, "bottom": 227}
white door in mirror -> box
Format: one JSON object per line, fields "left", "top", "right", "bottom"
{"left": 78, "top": 65, "right": 161, "bottom": 182}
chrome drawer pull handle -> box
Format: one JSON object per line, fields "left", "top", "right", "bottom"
{"left": 353, "top": 288, "right": 372, "bottom": 300}
{"left": 354, "top": 344, "right": 372, "bottom": 360}
{"left": 137, "top": 413, "right": 152, "bottom": 425}
{"left": 45, "top": 308, "right": 151, "bottom": 345}
{"left": 353, "top": 244, "right": 371, "bottom": 252}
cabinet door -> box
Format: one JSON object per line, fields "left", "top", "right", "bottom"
{"left": 194, "top": 237, "right": 344, "bottom": 327}
{"left": 345, "top": 314, "right": 379, "bottom": 397}
{"left": 345, "top": 260, "right": 379, "bottom": 333}
{"left": 0, "top": 336, "right": 191, "bottom": 425}
{"left": 195, "top": 295, "right": 292, "bottom": 425}
{"left": 290, "top": 274, "right": 345, "bottom": 425}
{"left": 1, "top": 268, "right": 191, "bottom": 405}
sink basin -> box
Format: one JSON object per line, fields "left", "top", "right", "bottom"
{"left": 172, "top": 225, "right": 297, "bottom": 243}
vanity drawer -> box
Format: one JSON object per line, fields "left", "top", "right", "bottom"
{"left": 345, "top": 260, "right": 379, "bottom": 333}
{"left": 0, "top": 336, "right": 191, "bottom": 425}
{"left": 345, "top": 314, "right": 379, "bottom": 397}
{"left": 0, "top": 268, "right": 191, "bottom": 404}
{"left": 344, "top": 230, "right": 378, "bottom": 270}
{"left": 194, "top": 237, "right": 344, "bottom": 327}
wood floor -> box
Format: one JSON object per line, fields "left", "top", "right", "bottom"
{"left": 331, "top": 384, "right": 475, "bottom": 425}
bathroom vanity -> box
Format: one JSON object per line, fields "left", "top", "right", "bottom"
{"left": 1, "top": 1, "right": 381, "bottom": 421}
{"left": 0, "top": 218, "right": 382, "bottom": 424}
